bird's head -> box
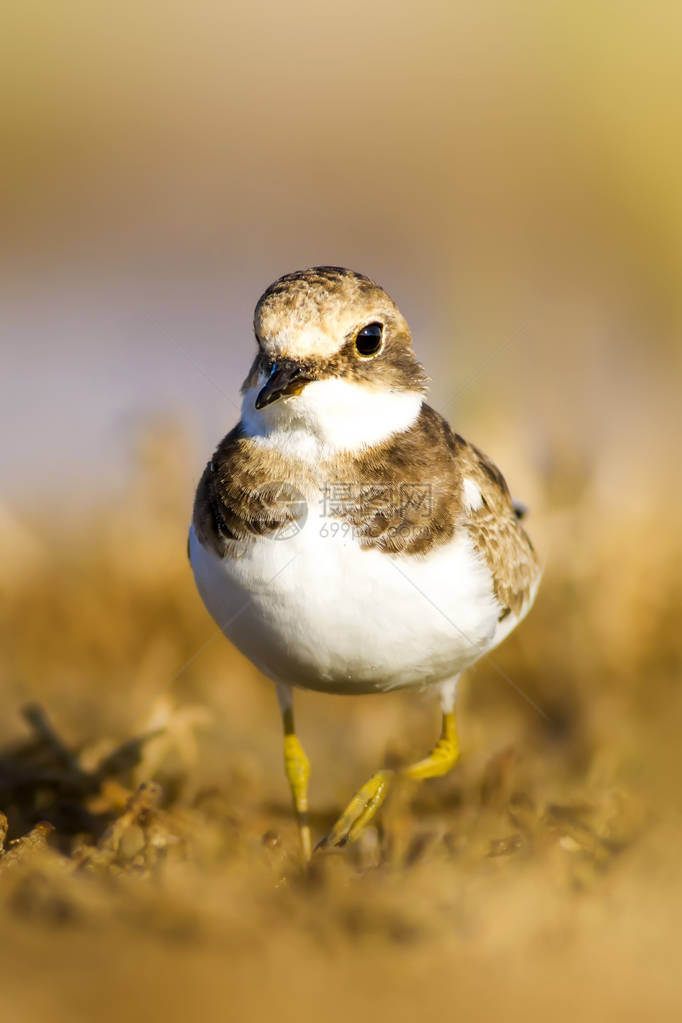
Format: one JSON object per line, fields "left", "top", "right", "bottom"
{"left": 241, "top": 267, "right": 428, "bottom": 454}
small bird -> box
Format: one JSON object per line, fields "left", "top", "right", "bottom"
{"left": 189, "top": 267, "right": 541, "bottom": 861}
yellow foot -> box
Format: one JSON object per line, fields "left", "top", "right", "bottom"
{"left": 317, "top": 769, "right": 394, "bottom": 849}
{"left": 316, "top": 711, "right": 460, "bottom": 851}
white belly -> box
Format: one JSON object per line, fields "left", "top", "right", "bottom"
{"left": 189, "top": 507, "right": 506, "bottom": 695}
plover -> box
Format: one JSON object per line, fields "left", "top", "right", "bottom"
{"left": 189, "top": 267, "right": 541, "bottom": 861}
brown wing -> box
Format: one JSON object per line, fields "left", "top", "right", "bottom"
{"left": 457, "top": 440, "right": 540, "bottom": 618}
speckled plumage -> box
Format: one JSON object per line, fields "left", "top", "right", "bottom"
{"left": 193, "top": 403, "right": 539, "bottom": 616}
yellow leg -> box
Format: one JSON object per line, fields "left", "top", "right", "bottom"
{"left": 318, "top": 711, "right": 460, "bottom": 849}
{"left": 282, "top": 705, "right": 312, "bottom": 864}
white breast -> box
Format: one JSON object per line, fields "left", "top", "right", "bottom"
{"left": 189, "top": 500, "right": 505, "bottom": 696}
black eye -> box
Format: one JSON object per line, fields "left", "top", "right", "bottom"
{"left": 355, "top": 322, "right": 383, "bottom": 357}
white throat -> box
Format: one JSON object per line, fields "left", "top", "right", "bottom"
{"left": 241, "top": 376, "right": 423, "bottom": 460}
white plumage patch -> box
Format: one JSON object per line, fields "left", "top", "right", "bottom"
{"left": 242, "top": 377, "right": 423, "bottom": 457}
{"left": 462, "top": 477, "right": 484, "bottom": 512}
{"left": 264, "top": 325, "right": 342, "bottom": 361}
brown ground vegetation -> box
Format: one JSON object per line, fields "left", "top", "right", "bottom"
{"left": 1, "top": 422, "right": 681, "bottom": 1022}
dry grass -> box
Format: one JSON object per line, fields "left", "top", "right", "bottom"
{"left": 1, "top": 421, "right": 681, "bottom": 1022}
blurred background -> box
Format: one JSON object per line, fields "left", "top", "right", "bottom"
{"left": 1, "top": 3, "right": 681, "bottom": 1021}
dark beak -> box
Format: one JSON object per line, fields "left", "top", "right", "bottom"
{"left": 255, "top": 361, "right": 312, "bottom": 409}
